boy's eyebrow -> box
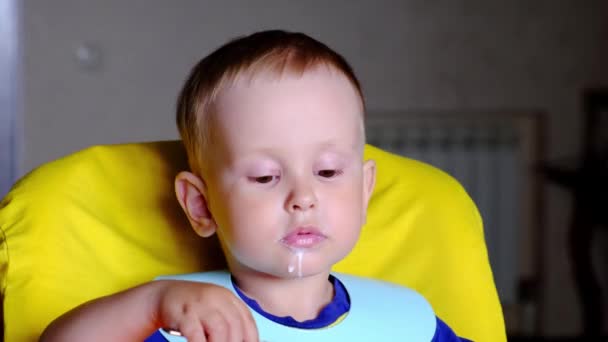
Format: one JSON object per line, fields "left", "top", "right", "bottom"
{"left": 317, "top": 141, "right": 348, "bottom": 150}
{"left": 228, "top": 143, "right": 359, "bottom": 166}
{"left": 316, "top": 140, "right": 363, "bottom": 155}
{"left": 241, "top": 138, "right": 360, "bottom": 151}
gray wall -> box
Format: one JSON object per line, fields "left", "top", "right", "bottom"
{"left": 0, "top": 0, "right": 21, "bottom": 198}
{"left": 21, "top": 0, "right": 608, "bottom": 336}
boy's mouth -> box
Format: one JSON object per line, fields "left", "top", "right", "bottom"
{"left": 280, "top": 226, "right": 326, "bottom": 249}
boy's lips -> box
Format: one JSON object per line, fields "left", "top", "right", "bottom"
{"left": 280, "top": 226, "right": 326, "bottom": 249}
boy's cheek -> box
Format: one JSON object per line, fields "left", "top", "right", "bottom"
{"left": 323, "top": 188, "right": 364, "bottom": 218}
{"left": 332, "top": 179, "right": 365, "bottom": 202}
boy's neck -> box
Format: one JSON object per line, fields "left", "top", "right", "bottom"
{"left": 231, "top": 269, "right": 334, "bottom": 322}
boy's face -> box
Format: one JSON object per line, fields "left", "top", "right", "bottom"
{"left": 183, "top": 67, "right": 375, "bottom": 279}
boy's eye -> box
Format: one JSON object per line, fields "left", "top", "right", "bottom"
{"left": 251, "top": 175, "right": 278, "bottom": 184}
{"left": 317, "top": 169, "right": 341, "bottom": 178}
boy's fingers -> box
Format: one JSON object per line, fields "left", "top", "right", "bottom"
{"left": 203, "top": 312, "right": 230, "bottom": 342}
{"left": 228, "top": 319, "right": 243, "bottom": 342}
{"left": 178, "top": 317, "right": 207, "bottom": 342}
{"left": 218, "top": 300, "right": 244, "bottom": 342}
{"left": 233, "top": 298, "right": 258, "bottom": 342}
{"left": 243, "top": 312, "right": 259, "bottom": 342}
{"left": 226, "top": 307, "right": 244, "bottom": 342}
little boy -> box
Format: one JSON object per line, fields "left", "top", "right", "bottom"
{"left": 41, "top": 30, "right": 470, "bottom": 341}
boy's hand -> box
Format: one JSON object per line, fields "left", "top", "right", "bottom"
{"left": 156, "top": 280, "right": 259, "bottom": 342}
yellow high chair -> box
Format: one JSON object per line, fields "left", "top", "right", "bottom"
{"left": 0, "top": 141, "right": 505, "bottom": 341}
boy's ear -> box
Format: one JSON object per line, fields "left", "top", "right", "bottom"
{"left": 361, "top": 159, "right": 377, "bottom": 221}
{"left": 174, "top": 171, "right": 217, "bottom": 238}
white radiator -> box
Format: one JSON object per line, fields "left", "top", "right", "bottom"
{"left": 366, "top": 112, "right": 542, "bottom": 307}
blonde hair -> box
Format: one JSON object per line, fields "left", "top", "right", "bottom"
{"left": 176, "top": 30, "right": 364, "bottom": 175}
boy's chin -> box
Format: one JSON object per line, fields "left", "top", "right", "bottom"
{"left": 238, "top": 265, "right": 333, "bottom": 280}
{"left": 230, "top": 253, "right": 341, "bottom": 280}
{"left": 272, "top": 262, "right": 335, "bottom": 280}
{"left": 282, "top": 268, "right": 332, "bottom": 279}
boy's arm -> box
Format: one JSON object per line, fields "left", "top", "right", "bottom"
{"left": 40, "top": 281, "right": 165, "bottom": 342}
{"left": 40, "top": 280, "right": 259, "bottom": 342}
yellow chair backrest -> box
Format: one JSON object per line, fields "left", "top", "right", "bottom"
{"left": 0, "top": 141, "right": 505, "bottom": 341}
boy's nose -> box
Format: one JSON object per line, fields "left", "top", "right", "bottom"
{"left": 286, "top": 184, "right": 317, "bottom": 212}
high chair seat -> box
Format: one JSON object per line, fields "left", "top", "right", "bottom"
{"left": 0, "top": 141, "right": 505, "bottom": 341}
